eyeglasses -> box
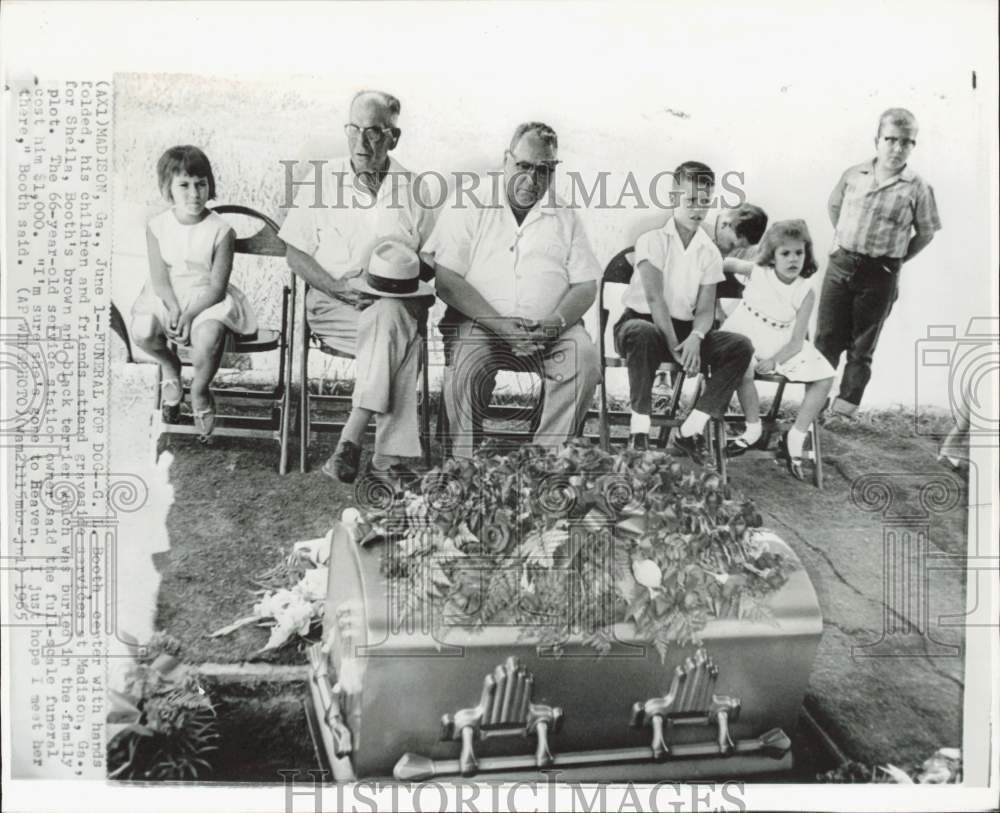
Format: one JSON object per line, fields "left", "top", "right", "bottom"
{"left": 344, "top": 123, "right": 395, "bottom": 145}
{"left": 507, "top": 152, "right": 561, "bottom": 179}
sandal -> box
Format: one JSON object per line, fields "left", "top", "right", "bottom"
{"left": 776, "top": 431, "right": 806, "bottom": 482}
{"left": 193, "top": 393, "right": 216, "bottom": 440}
{"left": 160, "top": 376, "right": 183, "bottom": 423}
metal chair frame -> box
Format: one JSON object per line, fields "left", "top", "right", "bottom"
{"left": 154, "top": 204, "right": 295, "bottom": 474}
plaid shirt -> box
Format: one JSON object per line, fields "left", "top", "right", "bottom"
{"left": 830, "top": 160, "right": 941, "bottom": 259}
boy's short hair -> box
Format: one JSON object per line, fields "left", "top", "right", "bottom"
{"left": 157, "top": 145, "right": 217, "bottom": 202}
{"left": 673, "top": 160, "right": 715, "bottom": 189}
{"left": 876, "top": 107, "right": 918, "bottom": 138}
{"left": 730, "top": 203, "right": 769, "bottom": 245}
{"left": 755, "top": 219, "right": 819, "bottom": 278}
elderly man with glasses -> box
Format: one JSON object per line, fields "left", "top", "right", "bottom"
{"left": 424, "top": 121, "right": 602, "bottom": 458}
{"left": 279, "top": 89, "right": 436, "bottom": 484}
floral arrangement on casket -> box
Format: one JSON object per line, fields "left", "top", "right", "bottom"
{"left": 359, "top": 439, "right": 795, "bottom": 659}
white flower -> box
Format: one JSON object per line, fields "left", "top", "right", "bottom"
{"left": 632, "top": 559, "right": 662, "bottom": 588}
{"left": 295, "top": 567, "right": 329, "bottom": 602}
{"left": 253, "top": 588, "right": 296, "bottom": 619}
{"left": 261, "top": 594, "right": 319, "bottom": 651}
{"left": 293, "top": 534, "right": 331, "bottom": 566}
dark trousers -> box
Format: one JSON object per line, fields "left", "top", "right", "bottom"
{"left": 814, "top": 247, "right": 901, "bottom": 409}
{"left": 613, "top": 309, "right": 753, "bottom": 418}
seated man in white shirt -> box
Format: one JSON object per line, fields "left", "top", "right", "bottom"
{"left": 279, "top": 89, "right": 435, "bottom": 483}
{"left": 423, "top": 122, "right": 602, "bottom": 459}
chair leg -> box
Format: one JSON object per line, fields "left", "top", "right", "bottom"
{"left": 715, "top": 419, "right": 727, "bottom": 483}
{"left": 436, "top": 377, "right": 450, "bottom": 459}
{"left": 420, "top": 339, "right": 431, "bottom": 470}
{"left": 656, "top": 370, "right": 687, "bottom": 448}
{"left": 598, "top": 372, "right": 610, "bottom": 451}
{"left": 278, "top": 282, "right": 296, "bottom": 476}
{"left": 811, "top": 420, "right": 824, "bottom": 490}
{"left": 151, "top": 364, "right": 163, "bottom": 465}
{"left": 761, "top": 380, "right": 786, "bottom": 449}
{"left": 300, "top": 311, "right": 310, "bottom": 474}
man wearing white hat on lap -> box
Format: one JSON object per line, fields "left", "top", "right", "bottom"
{"left": 279, "top": 89, "right": 435, "bottom": 482}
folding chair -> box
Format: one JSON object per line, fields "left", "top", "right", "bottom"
{"left": 298, "top": 284, "right": 432, "bottom": 473}
{"left": 597, "top": 247, "right": 687, "bottom": 451}
{"left": 715, "top": 272, "right": 824, "bottom": 488}
{"left": 434, "top": 305, "right": 546, "bottom": 458}
{"left": 155, "top": 205, "right": 295, "bottom": 474}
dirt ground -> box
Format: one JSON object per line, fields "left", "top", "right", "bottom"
{"left": 150, "top": 402, "right": 968, "bottom": 771}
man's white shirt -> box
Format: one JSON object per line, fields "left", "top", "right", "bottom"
{"left": 278, "top": 156, "right": 436, "bottom": 278}
{"left": 423, "top": 182, "right": 601, "bottom": 321}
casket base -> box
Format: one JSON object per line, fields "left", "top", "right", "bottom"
{"left": 394, "top": 727, "right": 791, "bottom": 781}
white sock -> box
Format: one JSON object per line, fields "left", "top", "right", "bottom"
{"left": 680, "top": 409, "right": 710, "bottom": 438}
{"left": 740, "top": 420, "right": 762, "bottom": 445}
{"left": 630, "top": 412, "right": 651, "bottom": 434}
{"left": 787, "top": 427, "right": 807, "bottom": 458}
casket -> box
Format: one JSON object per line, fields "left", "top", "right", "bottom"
{"left": 307, "top": 517, "right": 822, "bottom": 782}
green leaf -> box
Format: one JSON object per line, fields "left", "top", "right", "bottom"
{"left": 626, "top": 589, "right": 650, "bottom": 622}
{"left": 108, "top": 689, "right": 141, "bottom": 718}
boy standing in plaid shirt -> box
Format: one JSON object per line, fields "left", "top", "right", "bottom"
{"left": 815, "top": 108, "right": 941, "bottom": 418}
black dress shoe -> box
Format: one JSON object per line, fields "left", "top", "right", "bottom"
{"left": 161, "top": 401, "right": 181, "bottom": 424}
{"left": 671, "top": 432, "right": 707, "bottom": 466}
{"left": 629, "top": 433, "right": 649, "bottom": 451}
{"left": 322, "top": 440, "right": 362, "bottom": 484}
{"left": 776, "top": 432, "right": 806, "bottom": 481}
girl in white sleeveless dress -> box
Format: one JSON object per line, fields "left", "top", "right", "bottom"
{"left": 131, "top": 146, "right": 256, "bottom": 436}
{"left": 720, "top": 220, "right": 835, "bottom": 480}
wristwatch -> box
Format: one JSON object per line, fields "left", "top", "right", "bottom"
{"left": 691, "top": 328, "right": 706, "bottom": 341}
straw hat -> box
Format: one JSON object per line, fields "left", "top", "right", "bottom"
{"left": 348, "top": 240, "right": 434, "bottom": 298}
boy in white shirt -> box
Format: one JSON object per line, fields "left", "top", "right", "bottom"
{"left": 614, "top": 161, "right": 753, "bottom": 463}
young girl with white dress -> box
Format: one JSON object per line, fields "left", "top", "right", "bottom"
{"left": 130, "top": 146, "right": 256, "bottom": 436}
{"left": 720, "top": 220, "right": 835, "bottom": 480}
